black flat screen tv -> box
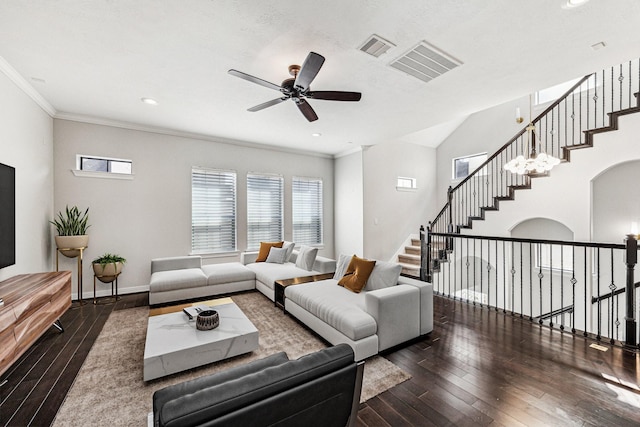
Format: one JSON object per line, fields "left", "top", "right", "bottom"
{"left": 0, "top": 162, "right": 15, "bottom": 269}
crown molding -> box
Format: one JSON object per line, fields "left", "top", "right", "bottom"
{"left": 54, "top": 112, "right": 334, "bottom": 160}
{"left": 334, "top": 146, "right": 364, "bottom": 159}
{"left": 0, "top": 55, "right": 56, "bottom": 116}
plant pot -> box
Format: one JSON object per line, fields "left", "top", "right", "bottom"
{"left": 93, "top": 262, "right": 123, "bottom": 283}
{"left": 55, "top": 235, "right": 89, "bottom": 258}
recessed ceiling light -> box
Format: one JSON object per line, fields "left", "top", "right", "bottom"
{"left": 141, "top": 97, "right": 158, "bottom": 106}
{"left": 311, "top": 133, "right": 322, "bottom": 137}
{"left": 563, "top": 0, "right": 589, "bottom": 8}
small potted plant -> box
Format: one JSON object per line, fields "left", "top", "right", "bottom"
{"left": 50, "top": 205, "right": 90, "bottom": 257}
{"left": 92, "top": 253, "right": 126, "bottom": 283}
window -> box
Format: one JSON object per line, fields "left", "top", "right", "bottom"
{"left": 535, "top": 74, "right": 599, "bottom": 105}
{"left": 247, "top": 173, "right": 283, "bottom": 250}
{"left": 191, "top": 168, "right": 237, "bottom": 254}
{"left": 78, "top": 155, "right": 132, "bottom": 174}
{"left": 293, "top": 177, "right": 323, "bottom": 246}
{"left": 396, "top": 176, "right": 417, "bottom": 191}
{"left": 452, "top": 152, "right": 487, "bottom": 180}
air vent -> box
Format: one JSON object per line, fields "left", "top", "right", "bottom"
{"left": 390, "top": 41, "right": 462, "bottom": 83}
{"left": 359, "top": 34, "right": 395, "bottom": 58}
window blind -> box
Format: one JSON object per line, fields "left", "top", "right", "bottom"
{"left": 292, "top": 177, "right": 323, "bottom": 246}
{"left": 191, "top": 168, "right": 237, "bottom": 253}
{"left": 247, "top": 173, "right": 283, "bottom": 250}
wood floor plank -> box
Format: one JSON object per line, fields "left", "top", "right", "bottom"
{"left": 2, "top": 291, "right": 639, "bottom": 427}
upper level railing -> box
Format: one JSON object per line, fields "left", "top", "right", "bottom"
{"left": 430, "top": 58, "right": 640, "bottom": 236}
{"left": 426, "top": 231, "right": 639, "bottom": 350}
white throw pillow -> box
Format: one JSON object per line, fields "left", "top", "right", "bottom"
{"left": 295, "top": 246, "right": 318, "bottom": 271}
{"left": 282, "top": 241, "right": 295, "bottom": 262}
{"left": 333, "top": 254, "right": 353, "bottom": 280}
{"left": 266, "top": 247, "right": 288, "bottom": 264}
{"left": 365, "top": 260, "right": 402, "bottom": 291}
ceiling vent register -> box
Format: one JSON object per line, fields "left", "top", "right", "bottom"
{"left": 359, "top": 34, "right": 395, "bottom": 58}
{"left": 390, "top": 41, "right": 462, "bottom": 83}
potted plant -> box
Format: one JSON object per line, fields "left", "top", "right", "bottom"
{"left": 92, "top": 253, "right": 126, "bottom": 283}
{"left": 50, "top": 205, "right": 90, "bottom": 257}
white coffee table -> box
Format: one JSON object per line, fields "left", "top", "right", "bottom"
{"left": 143, "top": 297, "right": 259, "bottom": 381}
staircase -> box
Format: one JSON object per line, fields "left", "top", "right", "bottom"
{"left": 424, "top": 57, "right": 640, "bottom": 280}
{"left": 398, "top": 238, "right": 421, "bottom": 277}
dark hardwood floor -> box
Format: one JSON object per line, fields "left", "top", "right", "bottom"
{"left": 1, "top": 292, "right": 639, "bottom": 426}
{"left": 0, "top": 294, "right": 148, "bottom": 427}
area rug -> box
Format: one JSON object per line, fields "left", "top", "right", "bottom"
{"left": 53, "top": 292, "right": 410, "bottom": 427}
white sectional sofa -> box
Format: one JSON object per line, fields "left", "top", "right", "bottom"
{"left": 148, "top": 250, "right": 433, "bottom": 361}
{"left": 284, "top": 257, "right": 433, "bottom": 361}
{"left": 149, "top": 249, "right": 335, "bottom": 305}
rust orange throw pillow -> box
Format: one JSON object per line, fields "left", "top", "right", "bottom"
{"left": 338, "top": 255, "right": 376, "bottom": 293}
{"left": 256, "top": 241, "right": 284, "bottom": 262}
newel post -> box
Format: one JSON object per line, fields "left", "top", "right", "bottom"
{"left": 420, "top": 223, "right": 432, "bottom": 283}
{"left": 446, "top": 186, "right": 454, "bottom": 252}
{"left": 624, "top": 234, "right": 637, "bottom": 349}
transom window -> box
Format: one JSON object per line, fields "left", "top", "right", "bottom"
{"left": 78, "top": 155, "right": 132, "bottom": 174}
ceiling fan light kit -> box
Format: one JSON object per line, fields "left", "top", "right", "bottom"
{"left": 228, "top": 52, "right": 362, "bottom": 122}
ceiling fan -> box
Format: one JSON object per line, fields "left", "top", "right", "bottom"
{"left": 228, "top": 52, "right": 362, "bottom": 122}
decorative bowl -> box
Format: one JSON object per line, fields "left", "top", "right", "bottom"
{"left": 196, "top": 310, "right": 219, "bottom": 331}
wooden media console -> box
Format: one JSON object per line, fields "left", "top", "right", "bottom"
{"left": 0, "top": 271, "right": 72, "bottom": 377}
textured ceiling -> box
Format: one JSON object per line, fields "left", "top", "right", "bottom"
{"left": 1, "top": 0, "right": 639, "bottom": 156}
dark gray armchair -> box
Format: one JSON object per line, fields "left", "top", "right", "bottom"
{"left": 152, "top": 344, "right": 364, "bottom": 427}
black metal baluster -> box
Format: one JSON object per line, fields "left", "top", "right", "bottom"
{"left": 530, "top": 242, "right": 533, "bottom": 321}
{"left": 473, "top": 238, "right": 477, "bottom": 305}
{"left": 596, "top": 248, "right": 601, "bottom": 341}
{"left": 609, "top": 248, "right": 616, "bottom": 345}
{"left": 570, "top": 245, "right": 576, "bottom": 334}
{"left": 539, "top": 244, "right": 543, "bottom": 324}
{"left": 495, "top": 240, "right": 499, "bottom": 311}
{"left": 549, "top": 245, "right": 554, "bottom": 328}
{"left": 584, "top": 246, "right": 588, "bottom": 338}
{"left": 510, "top": 241, "right": 516, "bottom": 315}
{"left": 560, "top": 244, "right": 565, "bottom": 331}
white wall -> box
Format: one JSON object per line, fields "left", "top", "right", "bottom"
{"left": 334, "top": 150, "right": 363, "bottom": 257}
{"left": 53, "top": 119, "right": 334, "bottom": 298}
{"left": 435, "top": 95, "right": 531, "bottom": 207}
{"left": 592, "top": 160, "right": 640, "bottom": 241}
{"left": 0, "top": 71, "right": 53, "bottom": 281}
{"left": 362, "top": 141, "right": 437, "bottom": 261}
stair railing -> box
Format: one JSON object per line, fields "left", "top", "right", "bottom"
{"left": 423, "top": 58, "right": 640, "bottom": 282}
{"left": 430, "top": 58, "right": 640, "bottom": 237}
{"left": 426, "top": 231, "right": 639, "bottom": 350}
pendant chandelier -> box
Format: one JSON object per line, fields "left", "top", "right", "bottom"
{"left": 504, "top": 95, "right": 560, "bottom": 175}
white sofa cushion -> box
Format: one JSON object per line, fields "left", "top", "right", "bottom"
{"left": 285, "top": 280, "right": 376, "bottom": 341}
{"left": 266, "top": 247, "right": 288, "bottom": 264}
{"left": 201, "top": 262, "right": 255, "bottom": 286}
{"left": 295, "top": 246, "right": 318, "bottom": 271}
{"left": 246, "top": 262, "right": 316, "bottom": 290}
{"left": 333, "top": 254, "right": 351, "bottom": 280}
{"left": 365, "top": 261, "right": 402, "bottom": 291}
{"left": 150, "top": 268, "right": 207, "bottom": 292}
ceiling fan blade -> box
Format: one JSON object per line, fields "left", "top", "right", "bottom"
{"left": 294, "top": 52, "right": 325, "bottom": 92}
{"left": 307, "top": 91, "right": 362, "bottom": 101}
{"left": 295, "top": 99, "right": 318, "bottom": 122}
{"left": 228, "top": 69, "right": 282, "bottom": 92}
{"left": 247, "top": 97, "right": 288, "bottom": 112}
